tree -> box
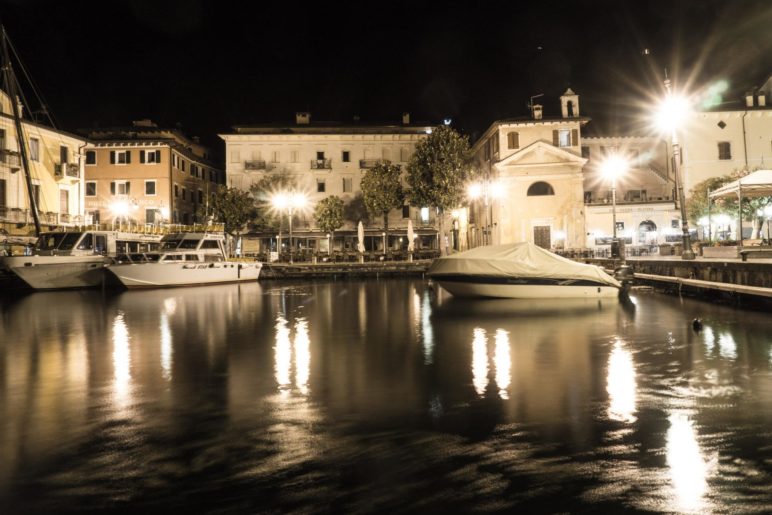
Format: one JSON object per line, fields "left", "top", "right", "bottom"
{"left": 360, "top": 161, "right": 404, "bottom": 256}
{"left": 344, "top": 192, "right": 371, "bottom": 225}
{"left": 209, "top": 186, "right": 256, "bottom": 236}
{"left": 314, "top": 196, "right": 345, "bottom": 255}
{"left": 406, "top": 125, "right": 473, "bottom": 253}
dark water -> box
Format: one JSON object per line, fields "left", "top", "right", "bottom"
{"left": 1, "top": 280, "right": 771, "bottom": 514}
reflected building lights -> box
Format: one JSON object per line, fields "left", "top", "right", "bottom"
{"left": 472, "top": 327, "right": 489, "bottom": 396}
{"left": 112, "top": 312, "right": 131, "bottom": 407}
{"left": 160, "top": 313, "right": 172, "bottom": 381}
{"left": 666, "top": 412, "right": 709, "bottom": 513}
{"left": 274, "top": 315, "right": 292, "bottom": 391}
{"left": 718, "top": 332, "right": 737, "bottom": 360}
{"left": 421, "top": 291, "right": 434, "bottom": 365}
{"left": 607, "top": 339, "right": 637, "bottom": 423}
{"left": 493, "top": 329, "right": 511, "bottom": 399}
{"left": 294, "top": 318, "right": 310, "bottom": 395}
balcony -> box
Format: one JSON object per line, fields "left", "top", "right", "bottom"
{"left": 0, "top": 149, "right": 20, "bottom": 168}
{"left": 359, "top": 159, "right": 385, "bottom": 169}
{"left": 244, "top": 160, "right": 267, "bottom": 171}
{"left": 311, "top": 159, "right": 332, "bottom": 170}
{"left": 55, "top": 163, "right": 80, "bottom": 179}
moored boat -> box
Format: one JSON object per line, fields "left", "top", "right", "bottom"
{"left": 0, "top": 229, "right": 161, "bottom": 290}
{"left": 427, "top": 242, "right": 621, "bottom": 299}
{"left": 105, "top": 232, "right": 261, "bottom": 289}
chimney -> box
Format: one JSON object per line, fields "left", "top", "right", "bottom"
{"left": 402, "top": 112, "right": 410, "bottom": 125}
{"left": 296, "top": 112, "right": 311, "bottom": 124}
{"left": 745, "top": 92, "right": 755, "bottom": 107}
{"left": 532, "top": 104, "right": 543, "bottom": 120}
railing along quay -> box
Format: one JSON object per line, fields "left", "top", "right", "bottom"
{"left": 260, "top": 260, "right": 432, "bottom": 279}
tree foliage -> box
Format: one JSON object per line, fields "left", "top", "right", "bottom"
{"left": 406, "top": 125, "right": 473, "bottom": 212}
{"left": 209, "top": 186, "right": 256, "bottom": 235}
{"left": 314, "top": 195, "right": 345, "bottom": 237}
{"left": 360, "top": 161, "right": 404, "bottom": 252}
{"left": 344, "top": 192, "right": 371, "bottom": 225}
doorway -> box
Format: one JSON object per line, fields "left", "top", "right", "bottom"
{"left": 533, "top": 226, "right": 551, "bottom": 249}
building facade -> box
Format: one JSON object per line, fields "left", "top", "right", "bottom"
{"left": 220, "top": 113, "right": 437, "bottom": 255}
{"left": 0, "top": 90, "right": 86, "bottom": 239}
{"left": 469, "top": 89, "right": 588, "bottom": 250}
{"left": 83, "top": 120, "right": 223, "bottom": 227}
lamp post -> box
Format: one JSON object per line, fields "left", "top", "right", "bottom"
{"left": 272, "top": 191, "right": 307, "bottom": 264}
{"left": 657, "top": 79, "right": 696, "bottom": 259}
{"left": 468, "top": 177, "right": 503, "bottom": 247}
{"left": 602, "top": 155, "right": 628, "bottom": 259}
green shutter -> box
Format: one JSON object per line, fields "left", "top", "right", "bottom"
{"left": 140, "top": 150, "right": 146, "bottom": 163}
{"left": 110, "top": 151, "right": 115, "bottom": 164}
{"left": 155, "top": 150, "right": 161, "bottom": 163}
{"left": 126, "top": 182, "right": 131, "bottom": 195}
{"left": 110, "top": 182, "right": 115, "bottom": 195}
{"left": 552, "top": 130, "right": 559, "bottom": 146}
{"left": 125, "top": 150, "right": 131, "bottom": 164}
{"left": 571, "top": 129, "right": 579, "bottom": 146}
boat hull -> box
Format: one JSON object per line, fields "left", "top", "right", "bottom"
{"left": 106, "top": 261, "right": 261, "bottom": 289}
{"left": 432, "top": 275, "right": 619, "bottom": 299}
{"left": 0, "top": 255, "right": 109, "bottom": 290}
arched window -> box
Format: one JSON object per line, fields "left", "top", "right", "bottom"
{"left": 527, "top": 181, "right": 555, "bottom": 196}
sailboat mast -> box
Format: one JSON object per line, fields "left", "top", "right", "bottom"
{"left": 1, "top": 25, "right": 41, "bottom": 236}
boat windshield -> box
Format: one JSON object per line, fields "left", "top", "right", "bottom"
{"left": 178, "top": 239, "right": 200, "bottom": 249}
{"left": 161, "top": 239, "right": 182, "bottom": 250}
{"left": 36, "top": 232, "right": 83, "bottom": 251}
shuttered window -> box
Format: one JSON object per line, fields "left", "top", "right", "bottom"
{"left": 140, "top": 150, "right": 162, "bottom": 164}
{"left": 507, "top": 132, "right": 519, "bottom": 149}
{"left": 718, "top": 142, "right": 732, "bottom": 160}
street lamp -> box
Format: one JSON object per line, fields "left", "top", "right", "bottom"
{"left": 656, "top": 79, "right": 696, "bottom": 259}
{"left": 601, "top": 154, "right": 628, "bottom": 259}
{"left": 272, "top": 191, "right": 307, "bottom": 264}
{"left": 468, "top": 177, "right": 503, "bottom": 246}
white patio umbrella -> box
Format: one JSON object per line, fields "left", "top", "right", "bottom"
{"left": 357, "top": 221, "right": 366, "bottom": 253}
{"left": 407, "top": 219, "right": 415, "bottom": 252}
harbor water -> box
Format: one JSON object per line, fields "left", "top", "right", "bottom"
{"left": 1, "top": 280, "right": 771, "bottom": 513}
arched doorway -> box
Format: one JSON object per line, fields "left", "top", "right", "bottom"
{"left": 638, "top": 220, "right": 657, "bottom": 245}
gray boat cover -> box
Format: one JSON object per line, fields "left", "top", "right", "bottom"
{"left": 428, "top": 242, "right": 621, "bottom": 287}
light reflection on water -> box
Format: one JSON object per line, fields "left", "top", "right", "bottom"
{"left": 0, "top": 282, "right": 771, "bottom": 513}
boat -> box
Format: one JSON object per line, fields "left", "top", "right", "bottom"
{"left": 0, "top": 229, "right": 162, "bottom": 290}
{"left": 104, "top": 232, "right": 261, "bottom": 289}
{"left": 427, "top": 242, "right": 621, "bottom": 299}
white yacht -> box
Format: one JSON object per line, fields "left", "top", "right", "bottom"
{"left": 105, "top": 232, "right": 261, "bottom": 289}
{"left": 0, "top": 230, "right": 161, "bottom": 290}
{"left": 428, "top": 242, "right": 621, "bottom": 299}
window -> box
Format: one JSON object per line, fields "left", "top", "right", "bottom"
{"left": 527, "top": 181, "right": 555, "bottom": 196}
{"left": 85, "top": 181, "right": 97, "bottom": 196}
{"left": 110, "top": 180, "right": 130, "bottom": 195}
{"left": 32, "top": 184, "right": 40, "bottom": 207}
{"left": 145, "top": 180, "right": 156, "bottom": 196}
{"left": 172, "top": 154, "right": 178, "bottom": 168}
{"left": 342, "top": 151, "right": 350, "bottom": 162}
{"left": 342, "top": 177, "right": 352, "bottom": 193}
{"left": 0, "top": 178, "right": 6, "bottom": 208}
{"left": 85, "top": 150, "right": 96, "bottom": 165}
{"left": 290, "top": 150, "right": 299, "bottom": 163}
{"left": 0, "top": 128, "right": 5, "bottom": 149}
{"left": 174, "top": 184, "right": 179, "bottom": 198}
{"left": 197, "top": 190, "right": 203, "bottom": 204}
{"left": 29, "top": 138, "right": 39, "bottom": 161}
{"left": 88, "top": 210, "right": 100, "bottom": 224}
{"left": 146, "top": 209, "right": 157, "bottom": 224}
{"left": 317, "top": 179, "right": 326, "bottom": 193}
{"left": 272, "top": 151, "right": 280, "bottom": 163}
{"left": 230, "top": 149, "right": 240, "bottom": 163}
{"left": 181, "top": 160, "right": 186, "bottom": 172}
{"left": 420, "top": 207, "right": 430, "bottom": 223}
{"left": 507, "top": 132, "right": 519, "bottom": 149}
{"left": 402, "top": 204, "right": 410, "bottom": 219}
{"left": 316, "top": 151, "right": 325, "bottom": 160}
{"left": 558, "top": 130, "right": 571, "bottom": 148}
{"left": 60, "top": 189, "right": 69, "bottom": 213}
{"left": 581, "top": 146, "right": 590, "bottom": 158}
{"left": 60, "top": 145, "right": 69, "bottom": 164}
{"left": 492, "top": 136, "right": 499, "bottom": 154}
{"left": 110, "top": 150, "right": 131, "bottom": 165}
{"left": 140, "top": 150, "right": 161, "bottom": 164}
{"left": 718, "top": 141, "right": 732, "bottom": 160}
{"left": 400, "top": 148, "right": 409, "bottom": 161}
{"left": 251, "top": 150, "right": 262, "bottom": 160}
{"left": 382, "top": 148, "right": 391, "bottom": 161}
{"left": 182, "top": 187, "right": 187, "bottom": 201}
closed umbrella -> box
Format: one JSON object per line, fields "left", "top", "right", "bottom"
{"left": 407, "top": 219, "right": 415, "bottom": 252}
{"left": 357, "top": 221, "right": 365, "bottom": 253}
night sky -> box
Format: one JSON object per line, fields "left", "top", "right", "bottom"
{"left": 1, "top": 0, "right": 770, "bottom": 154}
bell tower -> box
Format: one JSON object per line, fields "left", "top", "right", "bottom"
{"left": 560, "top": 88, "right": 579, "bottom": 118}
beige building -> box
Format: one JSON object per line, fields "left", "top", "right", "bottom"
{"left": 220, "top": 113, "right": 437, "bottom": 255}
{"left": 582, "top": 136, "right": 680, "bottom": 250}
{"left": 469, "top": 89, "right": 588, "bottom": 250}
{"left": 0, "top": 90, "right": 86, "bottom": 239}
{"left": 83, "top": 120, "right": 224, "bottom": 226}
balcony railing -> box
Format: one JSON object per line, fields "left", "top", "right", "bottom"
{"left": 244, "top": 160, "right": 267, "bottom": 171}
{"left": 54, "top": 163, "right": 80, "bottom": 178}
{"left": 359, "top": 159, "right": 385, "bottom": 169}
{"left": 0, "top": 149, "right": 20, "bottom": 167}
{"left": 311, "top": 159, "right": 332, "bottom": 170}
{"left": 585, "top": 195, "right": 673, "bottom": 205}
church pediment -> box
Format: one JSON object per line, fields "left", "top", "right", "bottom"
{"left": 495, "top": 140, "right": 587, "bottom": 168}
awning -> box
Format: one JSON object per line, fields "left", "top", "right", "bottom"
{"left": 709, "top": 170, "right": 772, "bottom": 199}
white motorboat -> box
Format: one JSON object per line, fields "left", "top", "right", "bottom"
{"left": 0, "top": 230, "right": 161, "bottom": 290}
{"left": 427, "top": 242, "right": 621, "bottom": 299}
{"left": 105, "top": 232, "right": 261, "bottom": 289}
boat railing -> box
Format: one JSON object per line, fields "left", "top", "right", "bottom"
{"left": 37, "top": 223, "right": 227, "bottom": 235}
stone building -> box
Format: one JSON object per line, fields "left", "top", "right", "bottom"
{"left": 220, "top": 113, "right": 437, "bottom": 256}
{"left": 83, "top": 120, "right": 223, "bottom": 227}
